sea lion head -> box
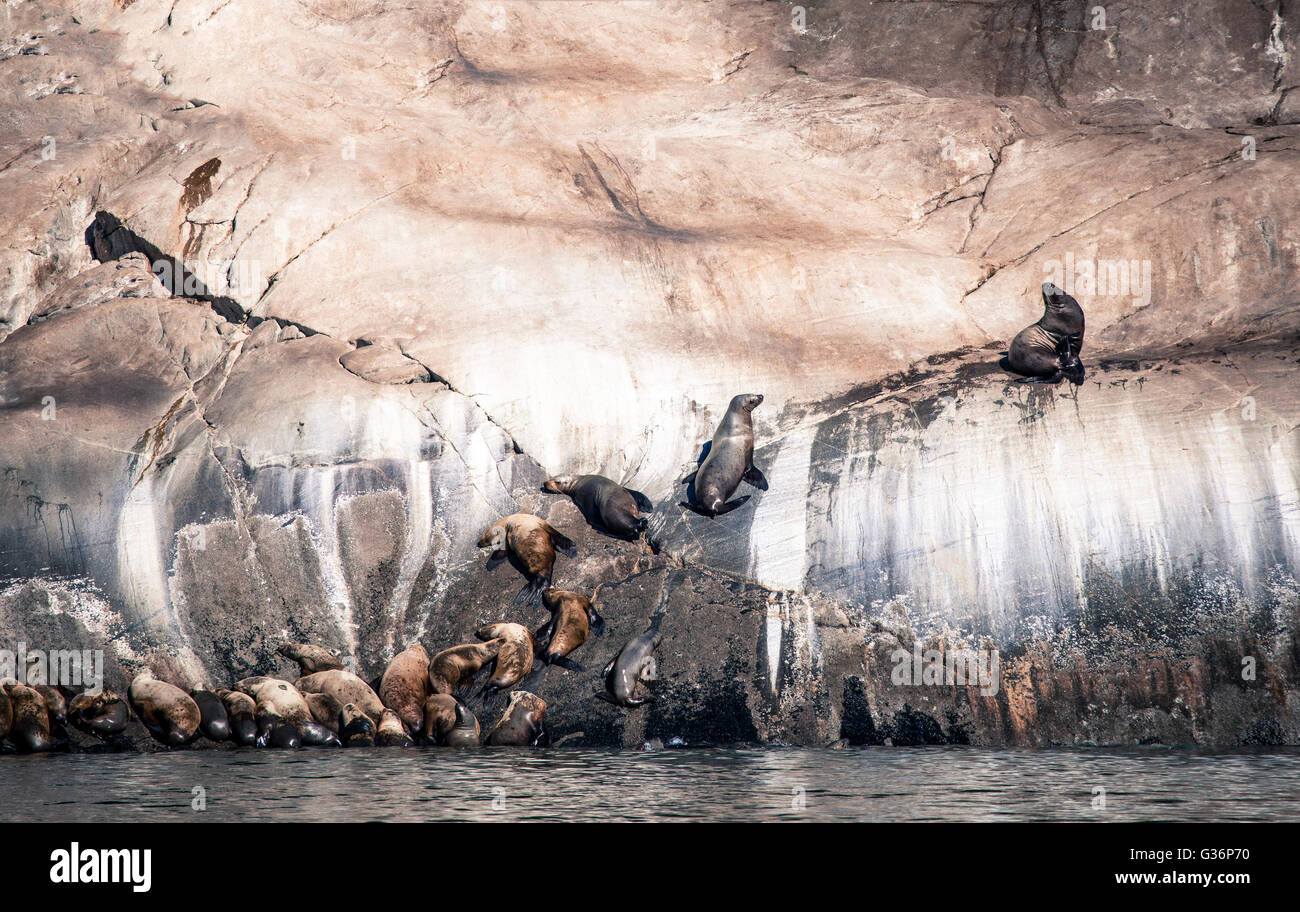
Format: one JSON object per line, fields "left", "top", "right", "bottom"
{"left": 542, "top": 474, "right": 580, "bottom": 495}
{"left": 477, "top": 523, "right": 506, "bottom": 552}
{"left": 729, "top": 393, "right": 764, "bottom": 414}
{"left": 1042, "top": 282, "right": 1080, "bottom": 313}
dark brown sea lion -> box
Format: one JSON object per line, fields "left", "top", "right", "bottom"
{"left": 597, "top": 613, "right": 664, "bottom": 708}
{"left": 542, "top": 474, "right": 653, "bottom": 539}
{"left": 296, "top": 669, "right": 384, "bottom": 724}
{"left": 340, "top": 702, "right": 376, "bottom": 747}
{"left": 217, "top": 689, "right": 258, "bottom": 746}
{"left": 682, "top": 393, "right": 766, "bottom": 516}
{"left": 278, "top": 643, "right": 345, "bottom": 675}
{"left": 67, "top": 690, "right": 130, "bottom": 737}
{"left": 428, "top": 640, "right": 503, "bottom": 696}
{"left": 1001, "top": 282, "right": 1086, "bottom": 385}
{"left": 189, "top": 688, "right": 230, "bottom": 742}
{"left": 537, "top": 588, "right": 604, "bottom": 671}
{"left": 478, "top": 513, "right": 577, "bottom": 606}
{"left": 128, "top": 671, "right": 201, "bottom": 747}
{"left": 379, "top": 643, "right": 431, "bottom": 733}
{"left": 484, "top": 691, "right": 548, "bottom": 746}
{"left": 3, "top": 683, "right": 53, "bottom": 752}
{"left": 376, "top": 708, "right": 414, "bottom": 747}
{"left": 421, "top": 694, "right": 480, "bottom": 747}
{"left": 474, "top": 622, "right": 538, "bottom": 699}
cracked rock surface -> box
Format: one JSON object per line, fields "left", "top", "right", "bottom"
{"left": 0, "top": 0, "right": 1297, "bottom": 747}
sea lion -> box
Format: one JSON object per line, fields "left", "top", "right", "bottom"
{"left": 235, "top": 676, "right": 313, "bottom": 726}
{"left": 278, "top": 643, "right": 345, "bottom": 676}
{"left": 478, "top": 513, "right": 577, "bottom": 606}
{"left": 303, "top": 691, "right": 344, "bottom": 732}
{"left": 484, "top": 691, "right": 548, "bottom": 746}
{"left": 682, "top": 393, "right": 766, "bottom": 516}
{"left": 598, "top": 613, "right": 664, "bottom": 708}
{"left": 340, "top": 702, "right": 376, "bottom": 747}
{"left": 128, "top": 671, "right": 202, "bottom": 747}
{"left": 190, "top": 688, "right": 230, "bottom": 742}
{"left": 542, "top": 474, "right": 653, "bottom": 539}
{"left": 428, "top": 640, "right": 503, "bottom": 696}
{"left": 34, "top": 684, "right": 68, "bottom": 725}
{"left": 0, "top": 685, "right": 11, "bottom": 741}
{"left": 295, "top": 669, "right": 384, "bottom": 724}
{"left": 3, "top": 683, "right": 53, "bottom": 752}
{"left": 421, "top": 694, "right": 480, "bottom": 747}
{"left": 474, "top": 622, "right": 538, "bottom": 699}
{"left": 257, "top": 711, "right": 302, "bottom": 749}
{"left": 1001, "top": 282, "right": 1086, "bottom": 385}
{"left": 298, "top": 718, "right": 341, "bottom": 747}
{"left": 218, "top": 690, "right": 258, "bottom": 746}
{"left": 67, "top": 690, "right": 131, "bottom": 738}
{"left": 537, "top": 588, "right": 604, "bottom": 671}
{"left": 379, "top": 643, "right": 431, "bottom": 733}
{"left": 376, "top": 708, "right": 414, "bottom": 747}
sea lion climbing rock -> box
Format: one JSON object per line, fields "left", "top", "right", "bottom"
{"left": 428, "top": 641, "right": 503, "bottom": 697}
{"left": 598, "top": 613, "right": 664, "bottom": 708}
{"left": 474, "top": 623, "right": 538, "bottom": 699}
{"left": 218, "top": 690, "right": 258, "bottom": 746}
{"left": 537, "top": 588, "right": 604, "bottom": 671}
{"left": 68, "top": 690, "right": 130, "bottom": 738}
{"left": 485, "top": 691, "right": 548, "bottom": 746}
{"left": 542, "top": 474, "right": 653, "bottom": 539}
{"left": 128, "top": 671, "right": 202, "bottom": 747}
{"left": 295, "top": 669, "right": 384, "bottom": 724}
{"left": 379, "top": 643, "right": 431, "bottom": 733}
{"left": 1001, "top": 282, "right": 1086, "bottom": 385}
{"left": 682, "top": 393, "right": 766, "bottom": 516}
{"left": 478, "top": 513, "right": 577, "bottom": 605}
{"left": 190, "top": 688, "right": 230, "bottom": 742}
{"left": 278, "top": 643, "right": 345, "bottom": 676}
{"left": 421, "top": 694, "right": 480, "bottom": 747}
{"left": 3, "top": 683, "right": 53, "bottom": 752}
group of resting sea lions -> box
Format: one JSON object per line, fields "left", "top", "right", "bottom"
{"left": 0, "top": 283, "right": 1083, "bottom": 754}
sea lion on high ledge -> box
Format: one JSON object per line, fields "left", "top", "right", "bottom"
{"left": 597, "top": 612, "right": 664, "bottom": 708}
{"left": 474, "top": 622, "right": 538, "bottom": 700}
{"left": 537, "top": 588, "right": 604, "bottom": 671}
{"left": 379, "top": 643, "right": 431, "bottom": 733}
{"left": 478, "top": 513, "right": 577, "bottom": 606}
{"left": 1001, "top": 282, "right": 1086, "bottom": 385}
{"left": 190, "top": 688, "right": 230, "bottom": 742}
{"left": 542, "top": 474, "right": 653, "bottom": 539}
{"left": 682, "top": 393, "right": 767, "bottom": 516}
{"left": 484, "top": 691, "right": 547, "bottom": 746}
{"left": 421, "top": 694, "right": 480, "bottom": 747}
{"left": 428, "top": 640, "right": 503, "bottom": 697}
{"left": 296, "top": 669, "right": 384, "bottom": 724}
{"left": 218, "top": 689, "right": 258, "bottom": 746}
{"left": 278, "top": 643, "right": 345, "bottom": 676}
{"left": 68, "top": 690, "right": 130, "bottom": 738}
{"left": 128, "top": 671, "right": 201, "bottom": 747}
{"left": 3, "top": 683, "right": 53, "bottom": 752}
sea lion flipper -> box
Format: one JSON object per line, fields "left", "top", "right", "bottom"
{"left": 551, "top": 656, "right": 584, "bottom": 672}
{"left": 534, "top": 620, "right": 554, "bottom": 645}
{"left": 680, "top": 469, "right": 697, "bottom": 486}
{"left": 544, "top": 523, "right": 577, "bottom": 556}
{"left": 712, "top": 495, "right": 751, "bottom": 515}
{"left": 588, "top": 610, "right": 606, "bottom": 637}
{"left": 1015, "top": 373, "right": 1062, "bottom": 384}
{"left": 742, "top": 466, "right": 768, "bottom": 490}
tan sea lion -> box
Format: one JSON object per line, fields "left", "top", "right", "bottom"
{"left": 474, "top": 622, "right": 538, "bottom": 698}
{"left": 478, "top": 513, "right": 577, "bottom": 606}
{"left": 484, "top": 691, "right": 547, "bottom": 746}
{"left": 340, "top": 702, "right": 376, "bottom": 747}
{"left": 4, "top": 683, "right": 53, "bottom": 752}
{"left": 542, "top": 474, "right": 653, "bottom": 539}
{"left": 34, "top": 684, "right": 68, "bottom": 725}
{"left": 278, "top": 643, "right": 345, "bottom": 675}
{"left": 421, "top": 694, "right": 481, "bottom": 747}
{"left": 428, "top": 640, "right": 503, "bottom": 696}
{"left": 1001, "top": 282, "right": 1085, "bottom": 385}
{"left": 295, "top": 669, "right": 384, "bottom": 723}
{"left": 682, "top": 394, "right": 766, "bottom": 516}
{"left": 303, "top": 691, "right": 344, "bottom": 732}
{"left": 379, "top": 643, "right": 431, "bottom": 733}
{"left": 235, "top": 676, "right": 313, "bottom": 725}
{"left": 128, "top": 671, "right": 201, "bottom": 747}
{"left": 376, "top": 708, "right": 414, "bottom": 747}
{"left": 68, "top": 690, "right": 130, "bottom": 738}
{"left": 537, "top": 588, "right": 605, "bottom": 671}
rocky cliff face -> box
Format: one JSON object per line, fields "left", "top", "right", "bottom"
{"left": 1, "top": 0, "right": 1297, "bottom": 747}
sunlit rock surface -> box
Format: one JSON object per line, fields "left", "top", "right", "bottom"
{"left": 0, "top": 0, "right": 1297, "bottom": 746}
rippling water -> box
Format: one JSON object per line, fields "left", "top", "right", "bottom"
{"left": 3, "top": 746, "right": 1298, "bottom": 822}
